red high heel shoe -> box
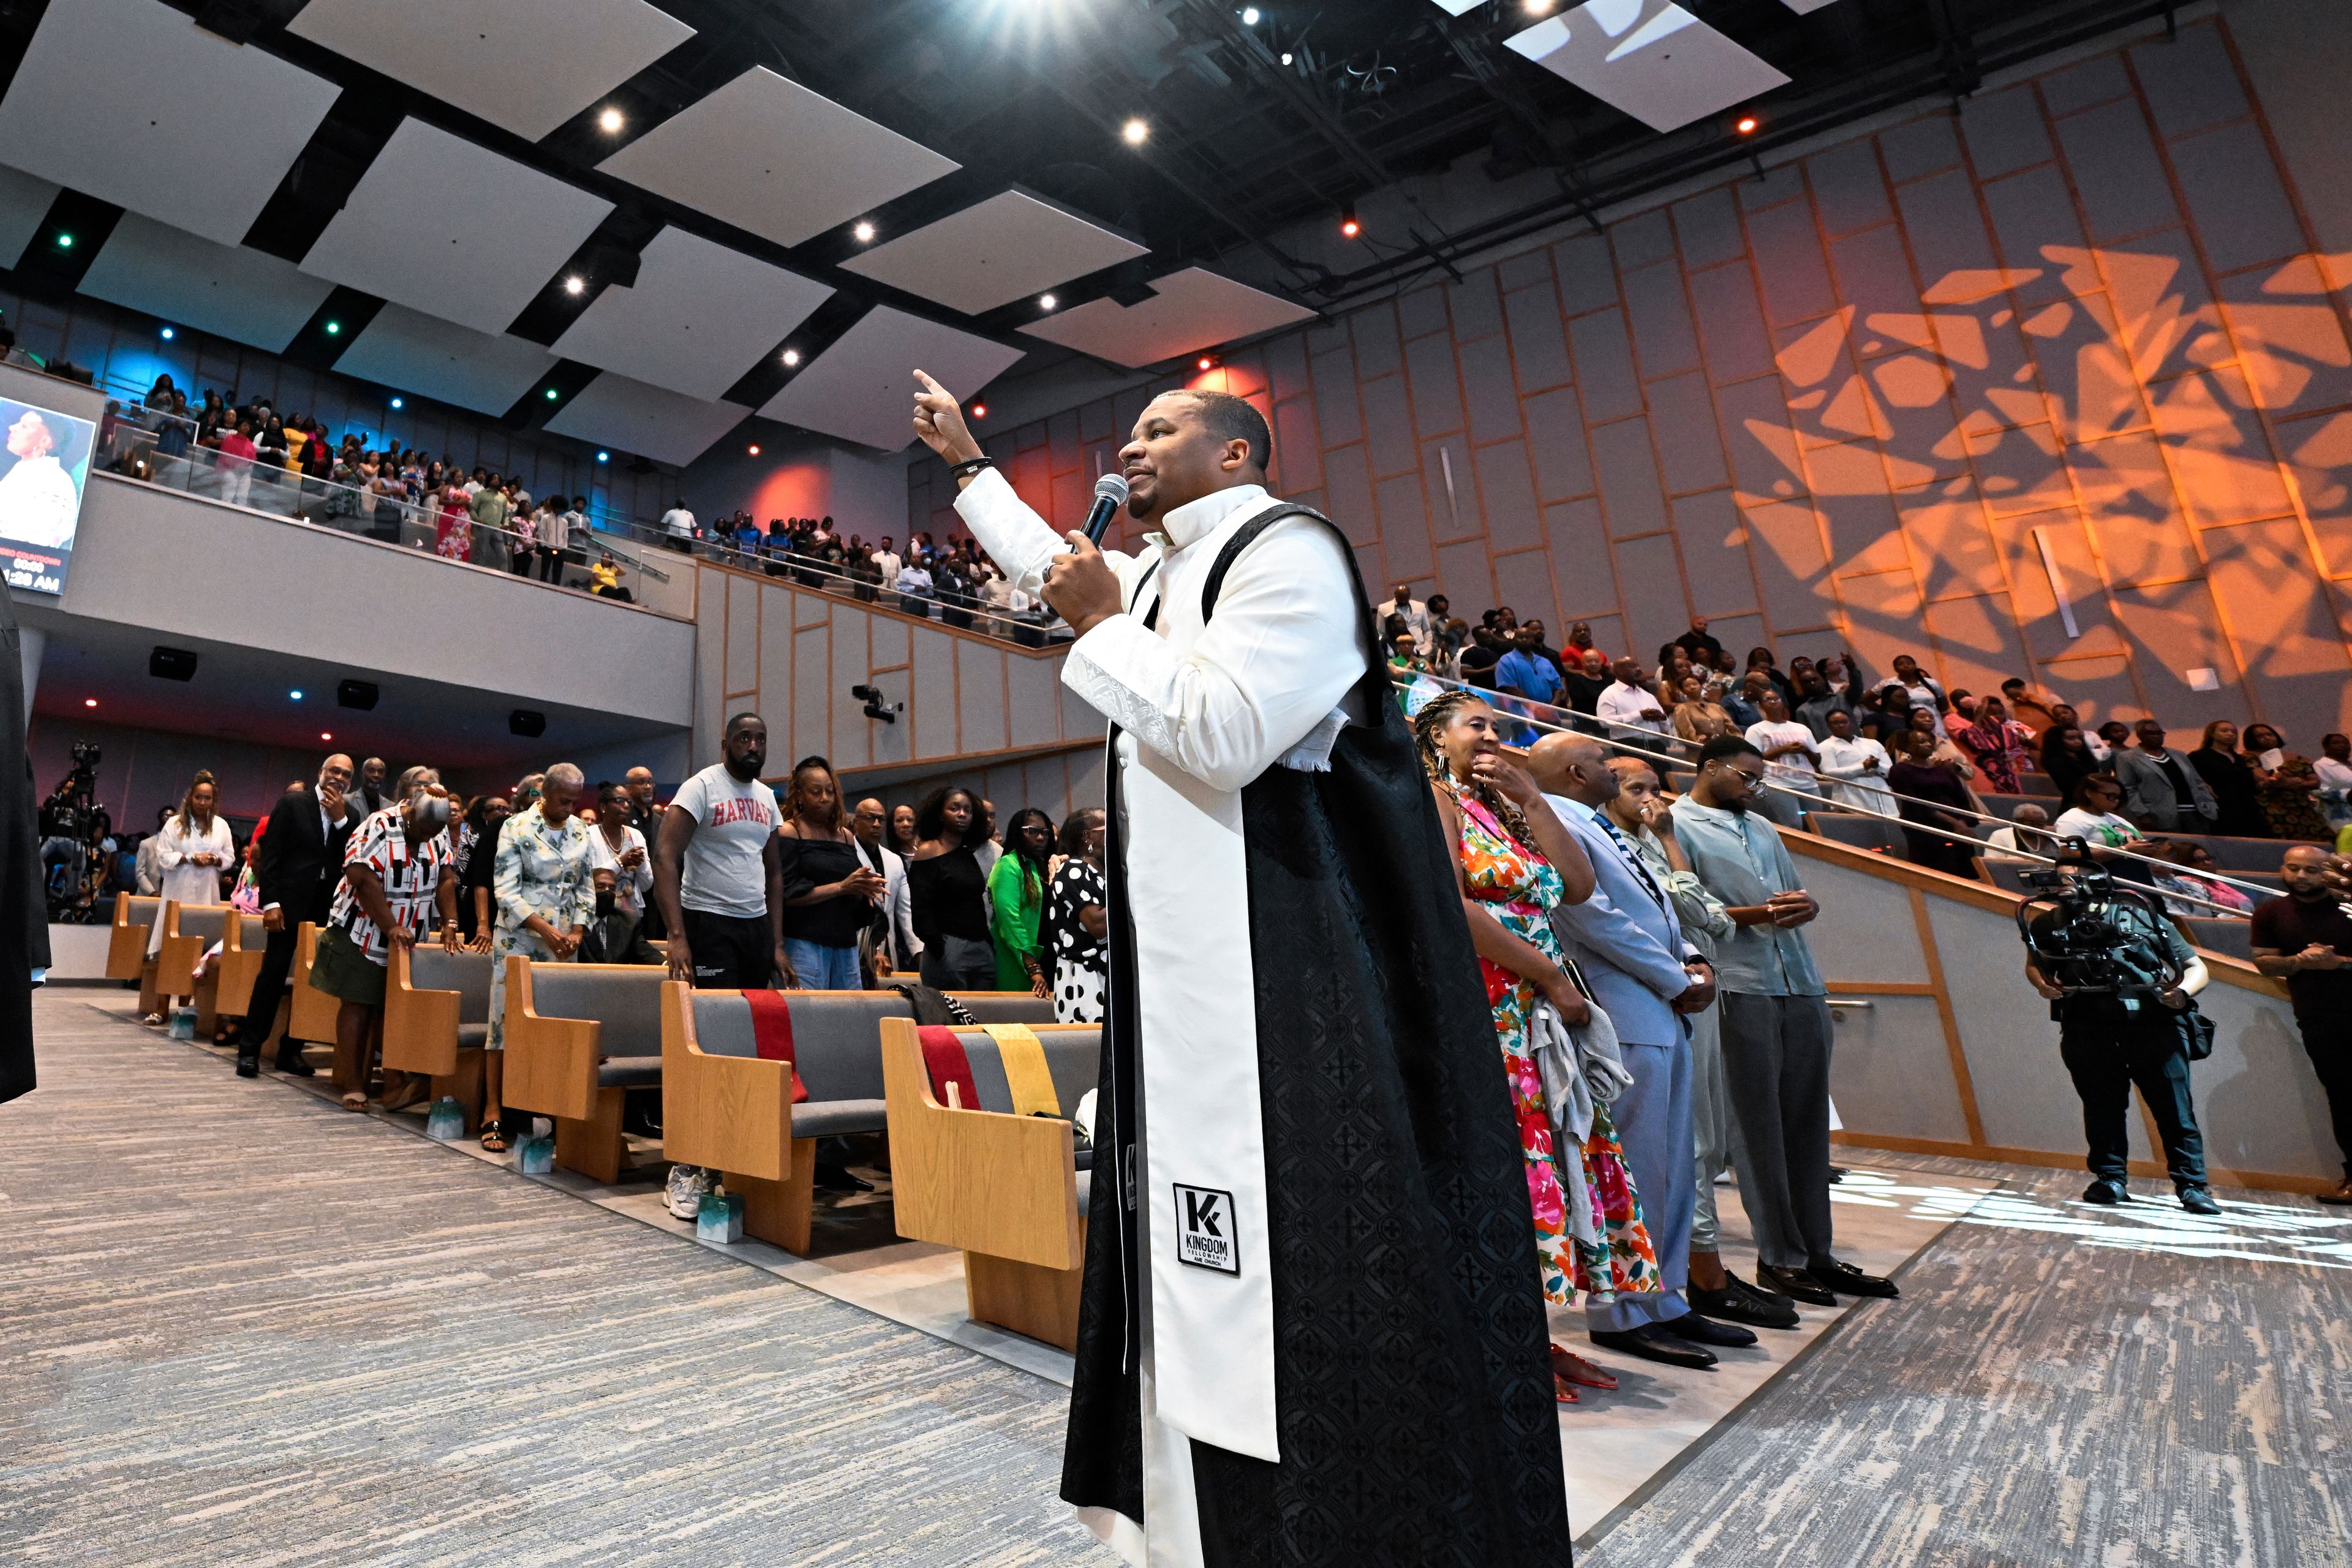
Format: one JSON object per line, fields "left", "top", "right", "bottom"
{"left": 1552, "top": 1343, "right": 1618, "bottom": 1392}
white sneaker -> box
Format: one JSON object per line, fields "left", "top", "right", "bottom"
{"left": 664, "top": 1164, "right": 712, "bottom": 1221}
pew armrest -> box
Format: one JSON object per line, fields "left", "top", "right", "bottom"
{"left": 660, "top": 981, "right": 793, "bottom": 1182}
{"left": 880, "top": 1019, "right": 1079, "bottom": 1270}
{"left": 500, "top": 956, "right": 600, "bottom": 1121}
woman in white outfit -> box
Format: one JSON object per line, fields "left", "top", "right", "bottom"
{"left": 145, "top": 770, "right": 236, "bottom": 1019}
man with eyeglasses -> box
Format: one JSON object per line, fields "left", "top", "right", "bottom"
{"left": 1671, "top": 734, "right": 1898, "bottom": 1308}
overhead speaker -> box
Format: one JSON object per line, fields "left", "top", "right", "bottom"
{"left": 148, "top": 646, "right": 197, "bottom": 682}
{"left": 337, "top": 679, "right": 379, "bottom": 710}
{"left": 509, "top": 709, "right": 546, "bottom": 738}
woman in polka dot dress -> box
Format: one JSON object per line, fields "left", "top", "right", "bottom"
{"left": 1044, "top": 807, "right": 1108, "bottom": 1024}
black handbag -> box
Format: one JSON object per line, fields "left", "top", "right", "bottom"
{"left": 2182, "top": 1004, "right": 2216, "bottom": 1061}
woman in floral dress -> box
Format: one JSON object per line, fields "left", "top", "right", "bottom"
{"left": 2243, "top": 723, "right": 2334, "bottom": 840}
{"left": 1951, "top": 694, "right": 2037, "bottom": 794}
{"left": 1415, "top": 688, "right": 1660, "bottom": 1403}
{"left": 481, "top": 763, "right": 596, "bottom": 1153}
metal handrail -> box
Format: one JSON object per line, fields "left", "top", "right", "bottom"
{"left": 1393, "top": 666, "right": 2268, "bottom": 921}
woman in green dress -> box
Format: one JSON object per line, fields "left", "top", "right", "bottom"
{"left": 987, "top": 808, "right": 1054, "bottom": 994}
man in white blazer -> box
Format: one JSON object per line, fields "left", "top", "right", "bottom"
{"left": 1528, "top": 733, "right": 1758, "bottom": 1371}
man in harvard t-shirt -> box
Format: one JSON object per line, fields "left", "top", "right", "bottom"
{"left": 2249, "top": 844, "right": 2352, "bottom": 1205}
{"left": 652, "top": 712, "right": 791, "bottom": 992}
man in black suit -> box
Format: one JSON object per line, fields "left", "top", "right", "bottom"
{"left": 238, "top": 753, "right": 356, "bottom": 1077}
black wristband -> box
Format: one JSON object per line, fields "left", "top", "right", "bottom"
{"left": 949, "top": 456, "right": 995, "bottom": 480}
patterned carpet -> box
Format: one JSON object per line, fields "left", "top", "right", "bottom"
{"left": 1584, "top": 1152, "right": 2352, "bottom": 1567}
{"left": 0, "top": 995, "right": 1115, "bottom": 1568}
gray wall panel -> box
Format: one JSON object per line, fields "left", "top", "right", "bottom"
{"left": 956, "top": 640, "right": 1009, "bottom": 756}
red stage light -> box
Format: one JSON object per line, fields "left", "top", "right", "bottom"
{"left": 1736, "top": 115, "right": 1758, "bottom": 135}
{"left": 1340, "top": 214, "right": 1361, "bottom": 238}
{"left": 82, "top": 697, "right": 96, "bottom": 707}
{"left": 1197, "top": 356, "right": 1216, "bottom": 371}
{"left": 747, "top": 443, "right": 761, "bottom": 456}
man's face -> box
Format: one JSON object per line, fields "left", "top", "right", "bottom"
{"left": 853, "top": 798, "right": 886, "bottom": 845}
{"left": 1515, "top": 625, "right": 1540, "bottom": 650}
{"left": 1706, "top": 756, "right": 1766, "bottom": 810}
{"left": 2135, "top": 720, "right": 2166, "bottom": 751}
{"left": 1760, "top": 692, "right": 1789, "bottom": 722}
{"left": 723, "top": 718, "right": 769, "bottom": 780}
{"left": 6, "top": 410, "right": 51, "bottom": 459}
{"left": 1392, "top": 584, "right": 1410, "bottom": 605}
{"left": 625, "top": 767, "right": 655, "bottom": 804}
{"left": 361, "top": 759, "right": 385, "bottom": 787}
{"left": 1690, "top": 616, "right": 1708, "bottom": 634}
{"left": 2283, "top": 846, "right": 2331, "bottom": 897}
{"left": 318, "top": 754, "right": 354, "bottom": 792}
{"left": 2100, "top": 722, "right": 2132, "bottom": 747}
{"left": 1582, "top": 650, "right": 1607, "bottom": 677}
{"left": 1119, "top": 394, "right": 1250, "bottom": 521}
{"left": 1611, "top": 657, "right": 1641, "bottom": 685}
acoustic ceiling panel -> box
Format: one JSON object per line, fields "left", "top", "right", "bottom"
{"left": 551, "top": 225, "right": 834, "bottom": 400}
{"left": 1505, "top": 2, "right": 1790, "bottom": 134}
{"left": 1019, "top": 268, "right": 1316, "bottom": 369}
{"left": 78, "top": 214, "right": 336, "bottom": 352}
{"left": 0, "top": 0, "right": 342, "bottom": 245}
{"left": 0, "top": 164, "right": 61, "bottom": 271}
{"left": 285, "top": 0, "right": 695, "bottom": 142}
{"left": 334, "top": 303, "right": 560, "bottom": 416}
{"left": 543, "top": 371, "right": 748, "bottom": 466}
{"left": 759, "top": 306, "right": 1024, "bottom": 451}
{"left": 598, "top": 67, "right": 959, "bottom": 251}
{"left": 301, "top": 119, "right": 614, "bottom": 334}
{"left": 839, "top": 190, "right": 1148, "bottom": 317}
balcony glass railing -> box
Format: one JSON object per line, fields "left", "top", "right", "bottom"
{"left": 655, "top": 527, "right": 1075, "bottom": 647}
{"left": 96, "top": 401, "right": 692, "bottom": 620}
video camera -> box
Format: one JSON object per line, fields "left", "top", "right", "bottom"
{"left": 2013, "top": 845, "right": 2185, "bottom": 999}
{"left": 40, "top": 741, "right": 105, "bottom": 922}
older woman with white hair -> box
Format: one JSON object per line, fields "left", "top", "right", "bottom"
{"left": 481, "top": 761, "right": 596, "bottom": 1153}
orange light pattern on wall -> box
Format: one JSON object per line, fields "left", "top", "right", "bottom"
{"left": 909, "top": 18, "right": 2352, "bottom": 744}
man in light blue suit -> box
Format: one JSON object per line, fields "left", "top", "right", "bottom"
{"left": 1528, "top": 733, "right": 1758, "bottom": 1370}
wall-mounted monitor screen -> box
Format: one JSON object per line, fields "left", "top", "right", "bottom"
{"left": 0, "top": 396, "right": 95, "bottom": 595}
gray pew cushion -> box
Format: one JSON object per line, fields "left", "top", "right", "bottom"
{"left": 122, "top": 897, "right": 161, "bottom": 929}
{"left": 456, "top": 1023, "right": 489, "bottom": 1050}
{"left": 946, "top": 1027, "right": 1101, "bottom": 1118}
{"left": 690, "top": 992, "right": 913, "bottom": 1103}
{"left": 598, "top": 1056, "right": 663, "bottom": 1088}
{"left": 410, "top": 947, "right": 494, "bottom": 1022}
{"left": 530, "top": 965, "right": 666, "bottom": 1055}
{"left": 238, "top": 914, "right": 268, "bottom": 950}
{"left": 952, "top": 993, "right": 1061, "bottom": 1025}
{"left": 790, "top": 1099, "right": 890, "bottom": 1139}
{"left": 174, "top": 905, "right": 231, "bottom": 945}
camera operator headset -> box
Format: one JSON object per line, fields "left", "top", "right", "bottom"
{"left": 2018, "top": 841, "right": 2219, "bottom": 1215}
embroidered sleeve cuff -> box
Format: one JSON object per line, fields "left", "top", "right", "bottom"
{"left": 1062, "top": 614, "right": 1181, "bottom": 763}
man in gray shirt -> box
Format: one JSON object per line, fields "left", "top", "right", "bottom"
{"left": 1670, "top": 734, "right": 1897, "bottom": 1308}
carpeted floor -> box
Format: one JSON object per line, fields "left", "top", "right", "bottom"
{"left": 9, "top": 995, "right": 2351, "bottom": 1566}
{"left": 1584, "top": 1152, "right": 2352, "bottom": 1567}
{"left": 0, "top": 995, "right": 1115, "bottom": 1568}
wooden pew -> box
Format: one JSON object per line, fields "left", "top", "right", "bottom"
{"left": 288, "top": 923, "right": 348, "bottom": 1080}
{"left": 382, "top": 944, "right": 494, "bottom": 1133}
{"left": 213, "top": 912, "right": 269, "bottom": 1022}
{"left": 155, "top": 902, "right": 233, "bottom": 1018}
{"left": 878, "top": 1016, "right": 1099, "bottom": 1349}
{"left": 662, "top": 986, "right": 1056, "bottom": 1257}
{"left": 106, "top": 894, "right": 161, "bottom": 985}
{"left": 502, "top": 959, "right": 667, "bottom": 1183}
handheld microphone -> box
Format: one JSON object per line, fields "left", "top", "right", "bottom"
{"left": 1083, "top": 472, "right": 1130, "bottom": 546}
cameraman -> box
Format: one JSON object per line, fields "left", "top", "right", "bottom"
{"left": 38, "top": 775, "right": 85, "bottom": 904}
{"left": 2022, "top": 860, "right": 2218, "bottom": 1214}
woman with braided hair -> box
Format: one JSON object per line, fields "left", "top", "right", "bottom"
{"left": 1416, "top": 687, "right": 1662, "bottom": 1403}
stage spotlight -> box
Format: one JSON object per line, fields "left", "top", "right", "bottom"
{"left": 1039, "top": 293, "right": 1057, "bottom": 310}
{"left": 1340, "top": 209, "right": 1361, "bottom": 239}
{"left": 1736, "top": 114, "right": 1758, "bottom": 134}
{"left": 564, "top": 274, "right": 584, "bottom": 295}
{"left": 1281, "top": 51, "right": 1293, "bottom": 64}
{"left": 82, "top": 697, "right": 96, "bottom": 707}
{"left": 782, "top": 349, "right": 800, "bottom": 367}
{"left": 598, "top": 107, "right": 624, "bottom": 134}
{"left": 320, "top": 732, "right": 333, "bottom": 742}
{"left": 55, "top": 232, "right": 70, "bottom": 249}
{"left": 1197, "top": 355, "right": 1217, "bottom": 371}
{"left": 1242, "top": 6, "right": 1261, "bottom": 21}
{"left": 159, "top": 326, "right": 174, "bottom": 340}
{"left": 1123, "top": 118, "right": 1149, "bottom": 145}
{"left": 1524, "top": 0, "right": 1554, "bottom": 13}
{"left": 853, "top": 220, "right": 876, "bottom": 242}
{"left": 748, "top": 443, "right": 761, "bottom": 456}
{"left": 971, "top": 402, "right": 988, "bottom": 419}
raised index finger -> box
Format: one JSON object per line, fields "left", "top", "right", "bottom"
{"left": 913, "top": 369, "right": 948, "bottom": 398}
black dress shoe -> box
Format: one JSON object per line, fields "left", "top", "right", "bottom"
{"left": 813, "top": 1164, "right": 874, "bottom": 1194}
{"left": 1811, "top": 1258, "right": 1900, "bottom": 1299}
{"left": 1660, "top": 1313, "right": 1757, "bottom": 1349}
{"left": 1754, "top": 1262, "right": 1839, "bottom": 1306}
{"left": 276, "top": 1049, "right": 316, "bottom": 1077}
{"left": 1690, "top": 1271, "right": 1802, "bottom": 1330}
{"left": 1589, "top": 1323, "right": 1717, "bottom": 1370}
{"left": 235, "top": 1051, "right": 260, "bottom": 1079}
{"left": 2081, "top": 1178, "right": 2130, "bottom": 1205}
{"left": 2177, "top": 1186, "right": 2220, "bottom": 1216}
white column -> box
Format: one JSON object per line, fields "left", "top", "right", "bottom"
{"left": 17, "top": 624, "right": 41, "bottom": 725}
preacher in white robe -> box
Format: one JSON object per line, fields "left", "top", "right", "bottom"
{"left": 929, "top": 378, "right": 1567, "bottom": 1567}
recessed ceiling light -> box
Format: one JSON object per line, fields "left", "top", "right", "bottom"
{"left": 853, "top": 220, "right": 876, "bottom": 243}
{"left": 323, "top": 320, "right": 340, "bottom": 335}
{"left": 564, "top": 275, "right": 584, "bottom": 295}
{"left": 289, "top": 689, "right": 303, "bottom": 701}
{"left": 970, "top": 402, "right": 987, "bottom": 419}
{"left": 55, "top": 232, "right": 71, "bottom": 249}
{"left": 598, "top": 107, "right": 624, "bottom": 134}
{"left": 159, "top": 326, "right": 175, "bottom": 340}
{"left": 597, "top": 451, "right": 609, "bottom": 463}
{"left": 545, "top": 388, "right": 559, "bottom": 400}
{"left": 1198, "top": 355, "right": 1216, "bottom": 371}
{"left": 82, "top": 697, "right": 96, "bottom": 707}
{"left": 782, "top": 349, "right": 801, "bottom": 367}
{"left": 1122, "top": 118, "right": 1149, "bottom": 146}
{"left": 390, "top": 397, "right": 403, "bottom": 409}
{"left": 1281, "top": 51, "right": 1294, "bottom": 64}
{"left": 1039, "top": 293, "right": 1057, "bottom": 311}
{"left": 748, "top": 443, "right": 761, "bottom": 456}
{"left": 1242, "top": 6, "right": 1261, "bottom": 22}
{"left": 320, "top": 731, "right": 333, "bottom": 742}
{"left": 1736, "top": 114, "right": 1759, "bottom": 134}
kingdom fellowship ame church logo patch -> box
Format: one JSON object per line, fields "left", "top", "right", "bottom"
{"left": 1173, "top": 1184, "right": 1238, "bottom": 1275}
